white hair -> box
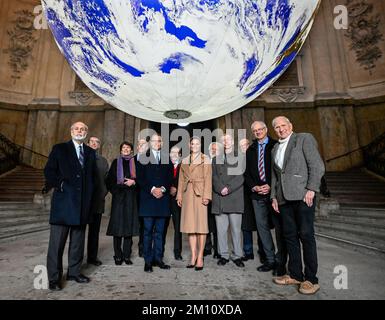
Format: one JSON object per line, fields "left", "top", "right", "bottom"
{"left": 272, "top": 116, "right": 291, "bottom": 128}
{"left": 251, "top": 121, "right": 267, "bottom": 130}
{"left": 70, "top": 122, "right": 88, "bottom": 131}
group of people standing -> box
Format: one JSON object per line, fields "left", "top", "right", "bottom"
{"left": 44, "top": 115, "right": 325, "bottom": 296}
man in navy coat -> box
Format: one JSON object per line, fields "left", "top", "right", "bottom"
{"left": 44, "top": 122, "right": 96, "bottom": 290}
{"left": 136, "top": 133, "right": 173, "bottom": 272}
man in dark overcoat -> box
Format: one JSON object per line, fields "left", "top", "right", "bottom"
{"left": 44, "top": 122, "right": 96, "bottom": 290}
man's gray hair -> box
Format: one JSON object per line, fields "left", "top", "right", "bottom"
{"left": 251, "top": 121, "right": 267, "bottom": 130}
{"left": 272, "top": 116, "right": 291, "bottom": 128}
{"left": 70, "top": 122, "right": 88, "bottom": 131}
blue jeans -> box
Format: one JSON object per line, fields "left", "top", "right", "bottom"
{"left": 143, "top": 217, "right": 166, "bottom": 264}
{"left": 242, "top": 231, "right": 254, "bottom": 255}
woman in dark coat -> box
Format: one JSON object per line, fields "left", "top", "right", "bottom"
{"left": 106, "top": 141, "right": 139, "bottom": 265}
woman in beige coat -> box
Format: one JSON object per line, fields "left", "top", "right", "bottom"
{"left": 177, "top": 137, "right": 212, "bottom": 271}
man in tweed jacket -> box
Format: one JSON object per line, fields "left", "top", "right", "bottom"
{"left": 270, "top": 116, "right": 325, "bottom": 295}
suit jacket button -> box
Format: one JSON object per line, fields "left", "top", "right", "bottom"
{"left": 77, "top": 175, "right": 80, "bottom": 178}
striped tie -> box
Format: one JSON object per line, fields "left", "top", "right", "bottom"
{"left": 79, "top": 145, "right": 84, "bottom": 168}
{"left": 258, "top": 143, "right": 265, "bottom": 182}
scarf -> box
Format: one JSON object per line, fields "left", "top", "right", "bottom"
{"left": 117, "top": 154, "right": 136, "bottom": 185}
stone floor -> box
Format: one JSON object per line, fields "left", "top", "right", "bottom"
{"left": 0, "top": 217, "right": 384, "bottom": 300}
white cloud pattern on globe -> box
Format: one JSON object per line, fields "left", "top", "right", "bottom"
{"left": 42, "top": 0, "right": 320, "bottom": 123}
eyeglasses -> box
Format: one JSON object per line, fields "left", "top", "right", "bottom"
{"left": 252, "top": 127, "right": 266, "bottom": 133}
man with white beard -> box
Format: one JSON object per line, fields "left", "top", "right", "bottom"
{"left": 44, "top": 122, "right": 97, "bottom": 291}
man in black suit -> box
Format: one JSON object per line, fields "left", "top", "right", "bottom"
{"left": 162, "top": 145, "right": 183, "bottom": 260}
{"left": 86, "top": 136, "right": 109, "bottom": 266}
{"left": 136, "top": 133, "right": 174, "bottom": 272}
{"left": 44, "top": 122, "right": 96, "bottom": 290}
{"left": 135, "top": 138, "right": 149, "bottom": 258}
{"left": 245, "top": 121, "right": 287, "bottom": 275}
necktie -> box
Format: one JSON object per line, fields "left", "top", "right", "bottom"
{"left": 79, "top": 145, "right": 84, "bottom": 168}
{"left": 156, "top": 151, "right": 160, "bottom": 164}
{"left": 258, "top": 143, "right": 265, "bottom": 182}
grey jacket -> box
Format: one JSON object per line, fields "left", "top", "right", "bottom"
{"left": 211, "top": 152, "right": 244, "bottom": 214}
{"left": 271, "top": 133, "right": 325, "bottom": 203}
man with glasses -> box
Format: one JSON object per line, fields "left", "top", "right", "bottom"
{"left": 44, "top": 122, "right": 96, "bottom": 290}
{"left": 245, "top": 121, "right": 287, "bottom": 276}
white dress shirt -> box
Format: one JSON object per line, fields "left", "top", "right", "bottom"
{"left": 275, "top": 133, "right": 293, "bottom": 169}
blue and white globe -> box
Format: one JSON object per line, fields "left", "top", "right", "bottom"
{"left": 42, "top": 0, "right": 320, "bottom": 123}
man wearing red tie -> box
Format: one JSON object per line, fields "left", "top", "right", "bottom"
{"left": 245, "top": 121, "right": 285, "bottom": 275}
{"left": 162, "top": 146, "right": 183, "bottom": 260}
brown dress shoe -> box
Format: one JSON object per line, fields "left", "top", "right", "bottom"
{"left": 299, "top": 281, "right": 320, "bottom": 295}
{"left": 273, "top": 275, "right": 301, "bottom": 285}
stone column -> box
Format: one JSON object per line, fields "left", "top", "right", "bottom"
{"left": 317, "top": 106, "right": 363, "bottom": 171}
{"left": 22, "top": 110, "right": 37, "bottom": 166}
{"left": 102, "top": 110, "right": 125, "bottom": 164}
{"left": 32, "top": 110, "right": 59, "bottom": 169}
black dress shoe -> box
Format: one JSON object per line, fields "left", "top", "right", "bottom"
{"left": 217, "top": 257, "right": 230, "bottom": 266}
{"left": 87, "top": 258, "right": 102, "bottom": 266}
{"left": 213, "top": 252, "right": 221, "bottom": 259}
{"left": 241, "top": 253, "right": 254, "bottom": 262}
{"left": 233, "top": 259, "right": 245, "bottom": 268}
{"left": 257, "top": 263, "right": 275, "bottom": 272}
{"left": 49, "top": 281, "right": 62, "bottom": 291}
{"left": 66, "top": 274, "right": 90, "bottom": 283}
{"left": 124, "top": 258, "right": 133, "bottom": 265}
{"left": 144, "top": 263, "right": 153, "bottom": 273}
{"left": 195, "top": 265, "right": 204, "bottom": 271}
{"left": 174, "top": 254, "right": 183, "bottom": 261}
{"left": 153, "top": 260, "right": 171, "bottom": 269}
{"left": 114, "top": 256, "right": 123, "bottom": 265}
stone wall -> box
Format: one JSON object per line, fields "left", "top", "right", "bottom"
{"left": 0, "top": 0, "right": 384, "bottom": 171}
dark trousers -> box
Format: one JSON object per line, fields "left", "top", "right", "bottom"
{"left": 87, "top": 214, "right": 102, "bottom": 261}
{"left": 242, "top": 231, "right": 253, "bottom": 255}
{"left": 205, "top": 213, "right": 218, "bottom": 254}
{"left": 256, "top": 230, "right": 266, "bottom": 260}
{"left": 47, "top": 224, "right": 86, "bottom": 282}
{"left": 143, "top": 217, "right": 166, "bottom": 265}
{"left": 271, "top": 212, "right": 288, "bottom": 272}
{"left": 280, "top": 200, "right": 318, "bottom": 284}
{"left": 163, "top": 198, "right": 182, "bottom": 256}
{"left": 252, "top": 199, "right": 276, "bottom": 264}
{"left": 243, "top": 230, "right": 266, "bottom": 258}
{"left": 113, "top": 236, "right": 133, "bottom": 259}
{"left": 138, "top": 217, "right": 144, "bottom": 254}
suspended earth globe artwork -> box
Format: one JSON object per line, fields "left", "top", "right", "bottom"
{"left": 42, "top": 0, "right": 320, "bottom": 123}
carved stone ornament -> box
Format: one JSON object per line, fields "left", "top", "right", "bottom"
{"left": 345, "top": 0, "right": 384, "bottom": 74}
{"left": 3, "top": 10, "right": 37, "bottom": 82}
{"left": 270, "top": 87, "right": 305, "bottom": 103}
{"left": 68, "top": 91, "right": 95, "bottom": 106}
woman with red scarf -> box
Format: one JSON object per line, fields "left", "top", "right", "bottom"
{"left": 106, "top": 141, "right": 139, "bottom": 265}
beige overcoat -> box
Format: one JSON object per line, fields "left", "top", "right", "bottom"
{"left": 177, "top": 153, "right": 212, "bottom": 234}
